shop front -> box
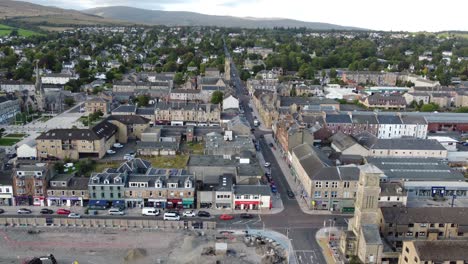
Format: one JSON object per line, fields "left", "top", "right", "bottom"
{"left": 234, "top": 200, "right": 260, "bottom": 210}
{"left": 148, "top": 198, "right": 166, "bottom": 208}
{"left": 15, "top": 195, "right": 32, "bottom": 206}
{"left": 166, "top": 198, "right": 183, "bottom": 209}
{"left": 33, "top": 196, "right": 46, "bottom": 206}
{"left": 0, "top": 194, "right": 13, "bottom": 206}
{"left": 47, "top": 196, "right": 83, "bottom": 207}
{"left": 182, "top": 198, "right": 194, "bottom": 209}
{"left": 113, "top": 200, "right": 128, "bottom": 209}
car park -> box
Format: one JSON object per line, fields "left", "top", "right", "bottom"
{"left": 68, "top": 213, "right": 81, "bottom": 218}
{"left": 113, "top": 143, "right": 124, "bottom": 148}
{"left": 57, "top": 209, "right": 71, "bottom": 215}
{"left": 40, "top": 208, "right": 54, "bottom": 214}
{"left": 198, "top": 211, "right": 211, "bottom": 217}
{"left": 108, "top": 208, "right": 125, "bottom": 215}
{"left": 219, "top": 214, "right": 234, "bottom": 220}
{"left": 17, "top": 208, "right": 32, "bottom": 214}
{"left": 106, "top": 149, "right": 116, "bottom": 154}
{"left": 183, "top": 210, "right": 196, "bottom": 217}
{"left": 240, "top": 213, "right": 254, "bottom": 219}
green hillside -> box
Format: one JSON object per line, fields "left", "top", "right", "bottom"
{"left": 0, "top": 23, "right": 42, "bottom": 37}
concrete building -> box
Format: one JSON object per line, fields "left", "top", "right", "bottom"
{"left": 154, "top": 102, "right": 221, "bottom": 126}
{"left": 364, "top": 138, "right": 447, "bottom": 159}
{"left": 88, "top": 170, "right": 127, "bottom": 206}
{"left": 106, "top": 115, "right": 150, "bottom": 143}
{"left": 36, "top": 121, "right": 118, "bottom": 160}
{"left": 0, "top": 96, "right": 20, "bottom": 124}
{"left": 204, "top": 131, "right": 256, "bottom": 156}
{"left": 398, "top": 240, "right": 468, "bottom": 264}
{"left": 362, "top": 94, "right": 406, "bottom": 110}
{"left": 400, "top": 115, "right": 428, "bottom": 139}
{"left": 377, "top": 115, "right": 403, "bottom": 139}
{"left": 0, "top": 172, "right": 14, "bottom": 206}
{"left": 85, "top": 97, "right": 110, "bottom": 115}
{"left": 41, "top": 73, "right": 78, "bottom": 85}
{"left": 47, "top": 173, "right": 89, "bottom": 207}
{"left": 0, "top": 80, "right": 35, "bottom": 93}
{"left": 12, "top": 163, "right": 53, "bottom": 206}
{"left": 233, "top": 185, "right": 271, "bottom": 210}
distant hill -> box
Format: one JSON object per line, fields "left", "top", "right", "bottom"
{"left": 84, "top": 6, "right": 363, "bottom": 30}
{"left": 0, "top": 0, "right": 128, "bottom": 26}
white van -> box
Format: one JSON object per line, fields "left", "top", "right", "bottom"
{"left": 142, "top": 208, "right": 160, "bottom": 216}
{"left": 108, "top": 208, "right": 125, "bottom": 215}
{"left": 163, "top": 212, "right": 180, "bottom": 221}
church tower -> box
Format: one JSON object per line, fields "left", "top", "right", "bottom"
{"left": 35, "top": 60, "right": 45, "bottom": 112}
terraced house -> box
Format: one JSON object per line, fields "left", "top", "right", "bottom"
{"left": 36, "top": 121, "right": 118, "bottom": 160}
{"left": 154, "top": 102, "right": 221, "bottom": 126}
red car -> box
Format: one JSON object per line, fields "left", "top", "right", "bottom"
{"left": 56, "top": 209, "right": 71, "bottom": 215}
{"left": 219, "top": 214, "right": 234, "bottom": 221}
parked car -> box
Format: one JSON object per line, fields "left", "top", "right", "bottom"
{"left": 113, "top": 143, "right": 124, "bottom": 148}
{"left": 142, "top": 208, "right": 160, "bottom": 216}
{"left": 108, "top": 208, "right": 125, "bottom": 215}
{"left": 17, "top": 208, "right": 32, "bottom": 214}
{"left": 264, "top": 162, "right": 271, "bottom": 168}
{"left": 197, "top": 211, "right": 211, "bottom": 217}
{"left": 219, "top": 214, "right": 234, "bottom": 221}
{"left": 106, "top": 149, "right": 116, "bottom": 154}
{"left": 64, "top": 163, "right": 74, "bottom": 168}
{"left": 56, "top": 209, "right": 71, "bottom": 215}
{"left": 40, "top": 208, "right": 54, "bottom": 214}
{"left": 124, "top": 153, "right": 135, "bottom": 161}
{"left": 269, "top": 143, "right": 274, "bottom": 148}
{"left": 163, "top": 212, "right": 180, "bottom": 221}
{"left": 287, "top": 190, "right": 295, "bottom": 199}
{"left": 183, "top": 210, "right": 196, "bottom": 217}
{"left": 68, "top": 213, "right": 81, "bottom": 218}
{"left": 240, "top": 213, "right": 254, "bottom": 219}
{"left": 0, "top": 208, "right": 4, "bottom": 214}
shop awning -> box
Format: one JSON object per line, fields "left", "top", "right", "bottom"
{"left": 235, "top": 201, "right": 260, "bottom": 205}
{"left": 112, "top": 200, "right": 125, "bottom": 207}
{"left": 182, "top": 199, "right": 194, "bottom": 205}
{"left": 88, "top": 200, "right": 108, "bottom": 206}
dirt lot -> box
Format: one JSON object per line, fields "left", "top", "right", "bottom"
{"left": 0, "top": 227, "right": 279, "bottom": 264}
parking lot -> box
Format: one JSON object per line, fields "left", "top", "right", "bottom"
{"left": 101, "top": 140, "right": 137, "bottom": 161}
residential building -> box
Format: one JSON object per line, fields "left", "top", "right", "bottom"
{"left": 398, "top": 240, "right": 468, "bottom": 264}
{"left": 36, "top": 121, "right": 118, "bottom": 160}
{"left": 16, "top": 140, "right": 37, "bottom": 160}
{"left": 169, "top": 89, "right": 202, "bottom": 102}
{"left": 362, "top": 94, "right": 406, "bottom": 110}
{"left": 88, "top": 170, "right": 127, "bottom": 207}
{"left": 106, "top": 115, "right": 150, "bottom": 143}
{"left": 247, "top": 79, "right": 279, "bottom": 94}
{"left": 0, "top": 172, "right": 13, "bottom": 205}
{"left": 350, "top": 114, "right": 379, "bottom": 136}
{"left": 246, "top": 47, "right": 274, "bottom": 59}
{"left": 364, "top": 138, "right": 447, "bottom": 159}
{"left": 227, "top": 116, "right": 251, "bottom": 136}
{"left": 214, "top": 174, "right": 234, "bottom": 209}
{"left": 403, "top": 92, "right": 430, "bottom": 105}
{"left": 154, "top": 102, "right": 221, "bottom": 126}
{"left": 0, "top": 80, "right": 35, "bottom": 93}
{"left": 378, "top": 182, "right": 407, "bottom": 207}
{"left": 252, "top": 91, "right": 278, "bottom": 129}
{"left": 454, "top": 90, "right": 468, "bottom": 107}
{"left": 85, "top": 97, "right": 110, "bottom": 115}
{"left": 377, "top": 115, "right": 403, "bottom": 139}
{"left": 41, "top": 73, "right": 78, "bottom": 85}
{"left": 111, "top": 104, "right": 137, "bottom": 115}
{"left": 430, "top": 93, "right": 452, "bottom": 108}
{"left": 222, "top": 95, "right": 239, "bottom": 111}
{"left": 233, "top": 185, "right": 271, "bottom": 210}
{"left": 330, "top": 132, "right": 369, "bottom": 157}
{"left": 341, "top": 71, "right": 399, "bottom": 86}
{"left": 326, "top": 114, "right": 353, "bottom": 134}
{"left": 400, "top": 115, "right": 428, "bottom": 139}
{"left": 0, "top": 96, "right": 20, "bottom": 124}
{"left": 47, "top": 173, "right": 89, "bottom": 207}
{"left": 12, "top": 163, "right": 53, "bottom": 206}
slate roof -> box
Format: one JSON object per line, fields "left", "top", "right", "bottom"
{"left": 381, "top": 207, "right": 468, "bottom": 225}
{"left": 412, "top": 240, "right": 468, "bottom": 262}
{"left": 326, "top": 114, "right": 352, "bottom": 124}
{"left": 377, "top": 115, "right": 402, "bottom": 124}
{"left": 351, "top": 114, "right": 378, "bottom": 124}
{"left": 366, "top": 94, "right": 405, "bottom": 106}
{"left": 136, "top": 107, "right": 155, "bottom": 115}
{"left": 280, "top": 97, "right": 337, "bottom": 107}
{"left": 187, "top": 155, "right": 237, "bottom": 167}
{"left": 330, "top": 131, "right": 358, "bottom": 151}
{"left": 361, "top": 224, "right": 382, "bottom": 245}
{"left": 37, "top": 121, "right": 117, "bottom": 141}
{"left": 370, "top": 138, "right": 445, "bottom": 151}
{"left": 107, "top": 115, "right": 150, "bottom": 125}
{"left": 234, "top": 184, "right": 270, "bottom": 196}
{"left": 400, "top": 115, "right": 427, "bottom": 124}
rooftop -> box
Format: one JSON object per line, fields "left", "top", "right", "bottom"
{"left": 234, "top": 184, "right": 270, "bottom": 196}
{"left": 381, "top": 207, "right": 468, "bottom": 225}
{"left": 187, "top": 155, "right": 237, "bottom": 167}
{"left": 370, "top": 138, "right": 445, "bottom": 151}
{"left": 412, "top": 240, "right": 468, "bottom": 262}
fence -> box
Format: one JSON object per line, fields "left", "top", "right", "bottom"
{"left": 0, "top": 217, "right": 216, "bottom": 230}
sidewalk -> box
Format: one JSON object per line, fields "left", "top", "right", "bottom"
{"left": 247, "top": 228, "right": 297, "bottom": 264}
{"left": 263, "top": 134, "right": 335, "bottom": 216}
{"left": 315, "top": 227, "right": 345, "bottom": 264}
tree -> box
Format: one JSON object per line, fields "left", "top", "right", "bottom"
{"left": 135, "top": 94, "right": 150, "bottom": 107}
{"left": 64, "top": 97, "right": 75, "bottom": 107}
{"left": 420, "top": 103, "right": 440, "bottom": 112}
{"left": 240, "top": 70, "right": 251, "bottom": 81}
{"left": 174, "top": 72, "right": 185, "bottom": 85}
{"left": 211, "top": 91, "right": 223, "bottom": 104}
{"left": 9, "top": 29, "right": 18, "bottom": 37}
{"left": 329, "top": 68, "right": 338, "bottom": 79}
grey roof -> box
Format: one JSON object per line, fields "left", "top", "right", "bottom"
{"left": 330, "top": 131, "right": 358, "bottom": 151}
{"left": 234, "top": 185, "right": 270, "bottom": 196}
{"left": 366, "top": 157, "right": 464, "bottom": 181}
{"left": 136, "top": 141, "right": 179, "bottom": 150}
{"left": 400, "top": 115, "right": 427, "bottom": 124}
{"left": 353, "top": 131, "right": 378, "bottom": 149}
{"left": 280, "top": 96, "right": 337, "bottom": 107}
{"left": 377, "top": 115, "right": 402, "bottom": 124}
{"left": 107, "top": 115, "right": 150, "bottom": 124}
{"left": 361, "top": 224, "right": 382, "bottom": 245}
{"left": 312, "top": 166, "right": 360, "bottom": 181}
{"left": 351, "top": 114, "right": 378, "bottom": 124}
{"left": 49, "top": 176, "right": 89, "bottom": 190}
{"left": 89, "top": 172, "right": 126, "bottom": 185}
{"left": 117, "top": 158, "right": 152, "bottom": 174}
{"left": 136, "top": 107, "right": 155, "bottom": 115}
{"left": 237, "top": 163, "right": 262, "bottom": 177}
{"left": 37, "top": 121, "right": 117, "bottom": 141}
{"left": 412, "top": 240, "right": 468, "bottom": 262}
{"left": 187, "top": 155, "right": 237, "bottom": 167}
{"left": 381, "top": 207, "right": 468, "bottom": 225}
{"left": 326, "top": 114, "right": 352, "bottom": 124}
{"left": 379, "top": 182, "right": 407, "bottom": 196}
{"left": 370, "top": 138, "right": 445, "bottom": 151}
{"left": 339, "top": 111, "right": 468, "bottom": 124}
{"left": 216, "top": 174, "right": 233, "bottom": 192}
{"left": 112, "top": 105, "right": 137, "bottom": 113}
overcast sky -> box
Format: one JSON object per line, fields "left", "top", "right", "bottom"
{"left": 27, "top": 0, "right": 467, "bottom": 32}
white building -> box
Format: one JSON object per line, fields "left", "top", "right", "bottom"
{"left": 41, "top": 73, "right": 78, "bottom": 85}
{"left": 0, "top": 181, "right": 14, "bottom": 206}
{"left": 428, "top": 136, "right": 458, "bottom": 152}
{"left": 377, "top": 115, "right": 403, "bottom": 139}
{"left": 17, "top": 140, "right": 37, "bottom": 159}
{"left": 400, "top": 115, "right": 428, "bottom": 139}
{"left": 222, "top": 95, "right": 239, "bottom": 111}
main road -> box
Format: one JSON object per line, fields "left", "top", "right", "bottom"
{"left": 224, "top": 43, "right": 350, "bottom": 264}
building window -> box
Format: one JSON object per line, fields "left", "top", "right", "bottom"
{"left": 92, "top": 193, "right": 96, "bottom": 198}
{"left": 101, "top": 193, "right": 105, "bottom": 198}
{"left": 324, "top": 191, "right": 329, "bottom": 198}
{"left": 331, "top": 191, "right": 337, "bottom": 198}
{"left": 325, "top": 182, "right": 329, "bottom": 188}
{"left": 110, "top": 193, "right": 114, "bottom": 198}
{"left": 405, "top": 247, "right": 409, "bottom": 253}
{"left": 314, "top": 191, "right": 321, "bottom": 198}
{"left": 129, "top": 191, "right": 133, "bottom": 196}
{"left": 315, "top": 182, "right": 322, "bottom": 188}
{"left": 118, "top": 193, "right": 121, "bottom": 198}
{"left": 243, "top": 195, "right": 249, "bottom": 199}
{"left": 343, "top": 182, "right": 350, "bottom": 188}
{"left": 331, "top": 182, "right": 338, "bottom": 188}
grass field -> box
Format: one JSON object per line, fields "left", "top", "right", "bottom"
{"left": 142, "top": 155, "right": 189, "bottom": 169}
{"left": 4, "top": 133, "right": 27, "bottom": 138}
{"left": 0, "top": 138, "right": 21, "bottom": 146}
{"left": 0, "top": 23, "right": 42, "bottom": 37}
